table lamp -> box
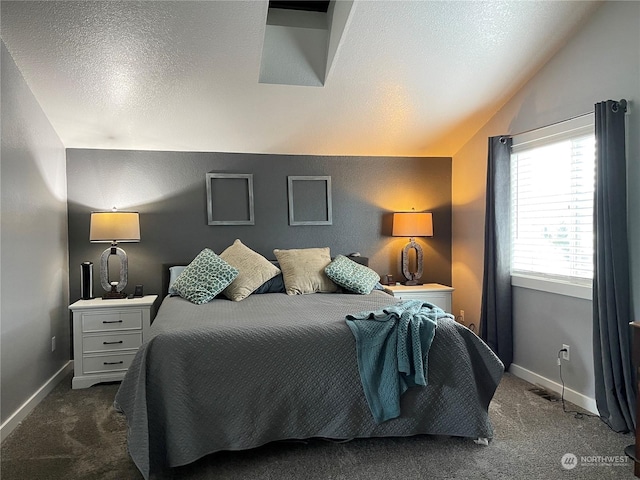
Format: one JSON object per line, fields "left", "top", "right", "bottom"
{"left": 392, "top": 211, "right": 433, "bottom": 285}
{"left": 89, "top": 210, "right": 140, "bottom": 299}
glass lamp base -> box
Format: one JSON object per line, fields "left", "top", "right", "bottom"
{"left": 401, "top": 238, "right": 424, "bottom": 285}
{"left": 99, "top": 244, "right": 129, "bottom": 295}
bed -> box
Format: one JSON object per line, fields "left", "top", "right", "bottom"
{"left": 114, "top": 290, "right": 504, "bottom": 479}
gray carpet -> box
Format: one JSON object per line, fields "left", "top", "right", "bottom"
{"left": 1, "top": 372, "right": 635, "bottom": 479}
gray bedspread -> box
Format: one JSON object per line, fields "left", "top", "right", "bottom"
{"left": 114, "top": 291, "right": 504, "bottom": 479}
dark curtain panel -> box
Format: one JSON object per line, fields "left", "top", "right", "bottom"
{"left": 480, "top": 136, "right": 512, "bottom": 369}
{"left": 593, "top": 99, "right": 634, "bottom": 432}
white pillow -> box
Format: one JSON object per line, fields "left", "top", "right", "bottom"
{"left": 168, "top": 266, "right": 187, "bottom": 295}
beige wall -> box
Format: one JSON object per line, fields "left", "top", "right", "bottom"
{"left": 451, "top": 1, "right": 640, "bottom": 402}
{"left": 452, "top": 0, "right": 639, "bottom": 328}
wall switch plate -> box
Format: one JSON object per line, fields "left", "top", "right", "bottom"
{"left": 562, "top": 344, "right": 570, "bottom": 361}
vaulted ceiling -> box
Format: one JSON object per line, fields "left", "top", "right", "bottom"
{"left": 1, "top": 1, "right": 601, "bottom": 157}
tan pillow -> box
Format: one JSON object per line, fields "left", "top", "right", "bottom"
{"left": 273, "top": 247, "right": 337, "bottom": 295}
{"left": 220, "top": 239, "right": 281, "bottom": 301}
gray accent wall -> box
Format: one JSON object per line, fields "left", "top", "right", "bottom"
{"left": 1, "top": 42, "right": 69, "bottom": 424}
{"left": 66, "top": 150, "right": 451, "bottom": 303}
{"left": 452, "top": 1, "right": 640, "bottom": 403}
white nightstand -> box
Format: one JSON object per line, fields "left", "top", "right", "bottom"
{"left": 69, "top": 295, "right": 157, "bottom": 389}
{"left": 385, "top": 283, "right": 454, "bottom": 312}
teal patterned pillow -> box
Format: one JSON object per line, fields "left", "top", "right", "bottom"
{"left": 172, "top": 248, "right": 238, "bottom": 304}
{"left": 324, "top": 255, "right": 380, "bottom": 295}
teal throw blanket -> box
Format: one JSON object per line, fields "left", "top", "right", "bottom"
{"left": 346, "top": 300, "right": 451, "bottom": 423}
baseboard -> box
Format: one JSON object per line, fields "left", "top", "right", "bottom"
{"left": 0, "top": 360, "right": 73, "bottom": 443}
{"left": 509, "top": 363, "right": 598, "bottom": 415}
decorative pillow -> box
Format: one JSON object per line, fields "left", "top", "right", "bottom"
{"left": 325, "top": 255, "right": 380, "bottom": 295}
{"left": 253, "top": 274, "right": 286, "bottom": 294}
{"left": 219, "top": 239, "right": 281, "bottom": 301}
{"left": 168, "top": 266, "right": 187, "bottom": 295}
{"left": 273, "top": 247, "right": 337, "bottom": 295}
{"left": 171, "top": 248, "right": 238, "bottom": 305}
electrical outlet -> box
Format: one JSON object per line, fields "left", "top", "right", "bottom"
{"left": 562, "top": 344, "right": 570, "bottom": 361}
{"left": 51, "top": 336, "right": 56, "bottom": 352}
{"left": 459, "top": 310, "right": 465, "bottom": 324}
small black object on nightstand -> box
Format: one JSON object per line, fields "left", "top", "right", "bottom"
{"left": 134, "top": 285, "right": 144, "bottom": 297}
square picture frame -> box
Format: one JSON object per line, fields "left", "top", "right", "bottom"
{"left": 287, "top": 175, "right": 332, "bottom": 226}
{"left": 206, "top": 173, "right": 255, "bottom": 225}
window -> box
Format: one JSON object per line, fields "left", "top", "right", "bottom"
{"left": 510, "top": 115, "right": 595, "bottom": 288}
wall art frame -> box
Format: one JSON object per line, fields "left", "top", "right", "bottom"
{"left": 287, "top": 175, "right": 332, "bottom": 226}
{"left": 206, "top": 173, "right": 255, "bottom": 225}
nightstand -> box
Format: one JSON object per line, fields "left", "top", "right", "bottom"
{"left": 69, "top": 295, "right": 157, "bottom": 389}
{"left": 385, "top": 283, "right": 454, "bottom": 312}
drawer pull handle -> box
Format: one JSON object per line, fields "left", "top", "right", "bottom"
{"left": 102, "top": 320, "right": 123, "bottom": 324}
{"left": 103, "top": 340, "right": 124, "bottom": 345}
{"left": 103, "top": 361, "right": 124, "bottom": 365}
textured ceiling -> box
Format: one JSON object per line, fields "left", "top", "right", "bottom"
{"left": 1, "top": 1, "right": 600, "bottom": 157}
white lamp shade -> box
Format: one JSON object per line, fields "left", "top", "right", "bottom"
{"left": 90, "top": 211, "right": 140, "bottom": 243}
{"left": 392, "top": 212, "right": 433, "bottom": 237}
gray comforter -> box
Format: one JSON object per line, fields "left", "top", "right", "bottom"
{"left": 114, "top": 291, "right": 504, "bottom": 479}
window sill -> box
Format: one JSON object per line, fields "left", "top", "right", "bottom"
{"left": 511, "top": 275, "right": 592, "bottom": 301}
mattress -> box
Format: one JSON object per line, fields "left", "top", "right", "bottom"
{"left": 114, "top": 291, "right": 504, "bottom": 479}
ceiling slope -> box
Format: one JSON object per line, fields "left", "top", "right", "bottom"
{"left": 0, "top": 1, "right": 600, "bottom": 156}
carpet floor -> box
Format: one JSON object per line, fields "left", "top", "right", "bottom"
{"left": 1, "top": 372, "right": 635, "bottom": 479}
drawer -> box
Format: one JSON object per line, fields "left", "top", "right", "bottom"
{"left": 81, "top": 310, "right": 142, "bottom": 333}
{"left": 396, "top": 292, "right": 451, "bottom": 312}
{"left": 82, "top": 332, "right": 142, "bottom": 354}
{"left": 424, "top": 293, "right": 451, "bottom": 312}
{"left": 82, "top": 352, "right": 137, "bottom": 374}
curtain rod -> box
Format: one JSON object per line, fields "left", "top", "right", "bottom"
{"left": 504, "top": 111, "right": 593, "bottom": 139}
{"left": 504, "top": 99, "right": 628, "bottom": 139}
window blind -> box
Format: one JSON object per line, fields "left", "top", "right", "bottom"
{"left": 510, "top": 116, "right": 595, "bottom": 285}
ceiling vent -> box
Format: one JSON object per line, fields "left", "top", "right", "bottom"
{"left": 259, "top": 0, "right": 354, "bottom": 87}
